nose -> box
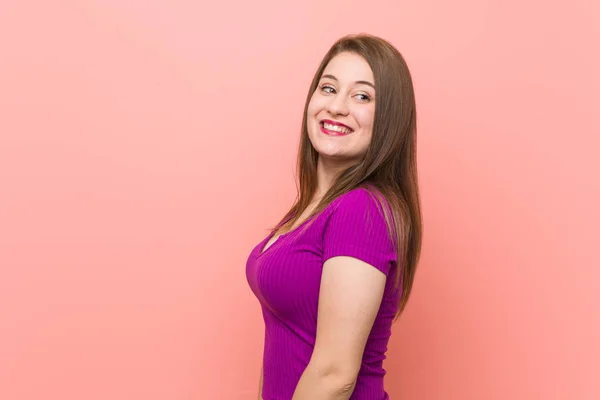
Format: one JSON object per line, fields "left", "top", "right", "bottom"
{"left": 326, "top": 93, "right": 349, "bottom": 116}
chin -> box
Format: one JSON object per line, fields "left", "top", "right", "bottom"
{"left": 314, "top": 145, "right": 358, "bottom": 162}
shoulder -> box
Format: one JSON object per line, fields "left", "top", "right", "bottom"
{"left": 322, "top": 187, "right": 397, "bottom": 274}
{"left": 326, "top": 187, "right": 395, "bottom": 242}
{"left": 330, "top": 187, "right": 390, "bottom": 220}
{"left": 335, "top": 187, "right": 377, "bottom": 204}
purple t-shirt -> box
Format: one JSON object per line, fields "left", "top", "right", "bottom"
{"left": 246, "top": 188, "right": 401, "bottom": 400}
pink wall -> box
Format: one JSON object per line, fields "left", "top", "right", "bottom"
{"left": 1, "top": 1, "right": 598, "bottom": 399}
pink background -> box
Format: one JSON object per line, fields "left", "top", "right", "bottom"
{"left": 1, "top": 1, "right": 599, "bottom": 399}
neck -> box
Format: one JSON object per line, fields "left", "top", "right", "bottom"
{"left": 314, "top": 156, "right": 355, "bottom": 201}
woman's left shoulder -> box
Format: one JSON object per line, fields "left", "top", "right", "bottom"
{"left": 333, "top": 186, "right": 390, "bottom": 214}
{"left": 322, "top": 186, "right": 397, "bottom": 272}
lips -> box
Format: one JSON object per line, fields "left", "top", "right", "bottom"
{"left": 320, "top": 119, "right": 354, "bottom": 136}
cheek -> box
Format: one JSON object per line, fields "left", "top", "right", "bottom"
{"left": 307, "top": 94, "right": 327, "bottom": 117}
{"left": 306, "top": 94, "right": 316, "bottom": 115}
{"left": 354, "top": 107, "right": 375, "bottom": 129}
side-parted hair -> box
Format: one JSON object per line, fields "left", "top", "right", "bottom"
{"left": 277, "top": 33, "right": 423, "bottom": 317}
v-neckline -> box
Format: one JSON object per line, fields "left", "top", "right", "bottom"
{"left": 259, "top": 232, "right": 285, "bottom": 256}
{"left": 258, "top": 215, "right": 314, "bottom": 257}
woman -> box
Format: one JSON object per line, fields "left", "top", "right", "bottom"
{"left": 246, "top": 33, "right": 422, "bottom": 400}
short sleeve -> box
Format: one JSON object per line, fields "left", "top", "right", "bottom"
{"left": 322, "top": 188, "right": 397, "bottom": 275}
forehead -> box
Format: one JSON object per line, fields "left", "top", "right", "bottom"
{"left": 321, "top": 52, "right": 374, "bottom": 83}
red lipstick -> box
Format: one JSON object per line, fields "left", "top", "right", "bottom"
{"left": 320, "top": 119, "right": 353, "bottom": 136}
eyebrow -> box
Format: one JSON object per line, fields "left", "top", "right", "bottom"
{"left": 321, "top": 74, "right": 375, "bottom": 89}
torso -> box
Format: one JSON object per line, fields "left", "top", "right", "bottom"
{"left": 246, "top": 188, "right": 400, "bottom": 400}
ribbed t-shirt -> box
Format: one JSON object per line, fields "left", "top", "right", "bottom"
{"left": 246, "top": 188, "right": 401, "bottom": 400}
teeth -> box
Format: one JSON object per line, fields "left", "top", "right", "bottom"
{"left": 323, "top": 122, "right": 351, "bottom": 134}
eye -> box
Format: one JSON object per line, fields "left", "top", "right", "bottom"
{"left": 320, "top": 84, "right": 336, "bottom": 94}
{"left": 355, "top": 93, "right": 371, "bottom": 102}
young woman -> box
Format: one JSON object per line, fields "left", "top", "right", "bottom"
{"left": 246, "top": 33, "right": 423, "bottom": 400}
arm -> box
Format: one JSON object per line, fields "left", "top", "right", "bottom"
{"left": 258, "top": 364, "right": 263, "bottom": 400}
{"left": 291, "top": 255, "right": 387, "bottom": 400}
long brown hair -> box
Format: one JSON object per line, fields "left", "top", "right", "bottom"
{"left": 276, "top": 33, "right": 422, "bottom": 317}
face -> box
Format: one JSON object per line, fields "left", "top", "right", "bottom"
{"left": 307, "top": 51, "right": 376, "bottom": 167}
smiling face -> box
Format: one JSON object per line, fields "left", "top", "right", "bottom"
{"left": 306, "top": 51, "right": 376, "bottom": 167}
